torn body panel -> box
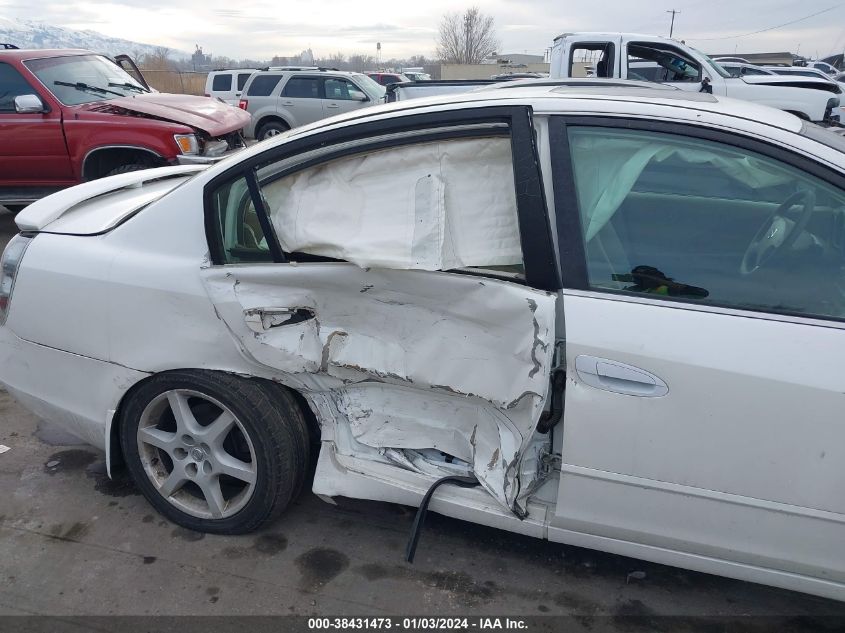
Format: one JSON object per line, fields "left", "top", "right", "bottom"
{"left": 202, "top": 264, "right": 556, "bottom": 514}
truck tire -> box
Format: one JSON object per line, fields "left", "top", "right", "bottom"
{"left": 257, "top": 121, "right": 289, "bottom": 141}
{"left": 105, "top": 163, "right": 151, "bottom": 177}
{"left": 119, "top": 369, "right": 310, "bottom": 534}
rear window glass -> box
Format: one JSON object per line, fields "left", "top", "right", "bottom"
{"left": 212, "top": 74, "right": 232, "bottom": 91}
{"left": 247, "top": 75, "right": 283, "bottom": 97}
{"left": 237, "top": 73, "right": 252, "bottom": 90}
{"left": 282, "top": 77, "right": 321, "bottom": 99}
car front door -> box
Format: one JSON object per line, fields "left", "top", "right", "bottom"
{"left": 549, "top": 116, "right": 845, "bottom": 593}
{"left": 322, "top": 77, "right": 370, "bottom": 116}
{"left": 200, "top": 107, "right": 561, "bottom": 514}
{"left": 0, "top": 61, "right": 72, "bottom": 189}
{"left": 278, "top": 76, "right": 325, "bottom": 126}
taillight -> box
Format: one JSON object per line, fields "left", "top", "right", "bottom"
{"left": 0, "top": 234, "right": 32, "bottom": 326}
{"left": 238, "top": 99, "right": 248, "bottom": 110}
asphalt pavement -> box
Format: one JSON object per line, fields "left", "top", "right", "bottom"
{"left": 0, "top": 205, "right": 843, "bottom": 627}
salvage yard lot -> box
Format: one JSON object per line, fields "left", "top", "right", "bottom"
{"left": 0, "top": 206, "right": 842, "bottom": 625}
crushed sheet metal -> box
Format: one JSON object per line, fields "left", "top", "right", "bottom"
{"left": 202, "top": 265, "right": 556, "bottom": 514}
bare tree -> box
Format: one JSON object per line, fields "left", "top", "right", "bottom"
{"left": 436, "top": 7, "right": 499, "bottom": 64}
{"left": 144, "top": 46, "right": 172, "bottom": 71}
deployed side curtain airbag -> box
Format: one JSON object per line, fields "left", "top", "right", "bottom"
{"left": 263, "top": 137, "right": 522, "bottom": 270}
{"left": 569, "top": 128, "right": 793, "bottom": 242}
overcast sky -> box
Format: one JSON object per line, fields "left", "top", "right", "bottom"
{"left": 2, "top": 0, "right": 845, "bottom": 60}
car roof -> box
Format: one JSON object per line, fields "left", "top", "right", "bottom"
{"left": 198, "top": 86, "right": 821, "bottom": 186}
{"left": 0, "top": 48, "right": 95, "bottom": 61}
{"left": 260, "top": 85, "right": 804, "bottom": 145}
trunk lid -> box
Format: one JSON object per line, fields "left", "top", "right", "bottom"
{"left": 15, "top": 165, "right": 204, "bottom": 235}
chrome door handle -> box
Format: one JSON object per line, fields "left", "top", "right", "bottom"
{"left": 326, "top": 103, "right": 339, "bottom": 108}
{"left": 282, "top": 101, "right": 294, "bottom": 106}
{"left": 574, "top": 355, "right": 668, "bottom": 397}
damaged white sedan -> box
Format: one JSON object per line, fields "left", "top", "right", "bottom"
{"left": 3, "top": 86, "right": 845, "bottom": 601}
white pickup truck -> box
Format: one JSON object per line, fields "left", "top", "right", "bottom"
{"left": 388, "top": 32, "right": 842, "bottom": 125}
{"left": 553, "top": 33, "right": 841, "bottom": 123}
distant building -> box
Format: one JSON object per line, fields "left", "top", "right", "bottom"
{"left": 191, "top": 45, "right": 212, "bottom": 71}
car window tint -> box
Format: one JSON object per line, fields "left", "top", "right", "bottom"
{"left": 210, "top": 175, "right": 273, "bottom": 264}
{"left": 247, "top": 75, "right": 283, "bottom": 97}
{"left": 282, "top": 77, "right": 321, "bottom": 99}
{"left": 627, "top": 42, "right": 701, "bottom": 82}
{"left": 567, "top": 126, "right": 845, "bottom": 320}
{"left": 212, "top": 74, "right": 231, "bottom": 91}
{"left": 324, "top": 78, "right": 365, "bottom": 101}
{"left": 237, "top": 73, "right": 252, "bottom": 90}
{"left": 0, "top": 62, "right": 35, "bottom": 112}
{"left": 257, "top": 136, "right": 524, "bottom": 277}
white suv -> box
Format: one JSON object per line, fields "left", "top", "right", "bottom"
{"left": 205, "top": 69, "right": 259, "bottom": 105}
{"left": 238, "top": 67, "right": 385, "bottom": 140}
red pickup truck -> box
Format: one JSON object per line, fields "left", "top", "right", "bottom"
{"left": 0, "top": 46, "right": 251, "bottom": 212}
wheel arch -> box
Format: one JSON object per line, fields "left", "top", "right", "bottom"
{"left": 106, "top": 368, "right": 320, "bottom": 476}
{"left": 255, "top": 115, "right": 292, "bottom": 136}
{"left": 82, "top": 146, "right": 168, "bottom": 181}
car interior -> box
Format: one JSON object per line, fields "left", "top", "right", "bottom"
{"left": 571, "top": 126, "right": 845, "bottom": 319}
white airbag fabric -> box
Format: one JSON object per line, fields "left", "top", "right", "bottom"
{"left": 264, "top": 137, "right": 522, "bottom": 270}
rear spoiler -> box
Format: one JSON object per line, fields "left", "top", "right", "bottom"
{"left": 16, "top": 165, "right": 205, "bottom": 232}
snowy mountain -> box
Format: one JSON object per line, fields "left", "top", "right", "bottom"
{"left": 0, "top": 17, "right": 186, "bottom": 58}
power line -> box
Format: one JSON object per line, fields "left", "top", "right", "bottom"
{"left": 666, "top": 9, "right": 681, "bottom": 38}
{"left": 689, "top": 5, "right": 841, "bottom": 41}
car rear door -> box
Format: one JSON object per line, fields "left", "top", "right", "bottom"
{"left": 278, "top": 75, "right": 325, "bottom": 126}
{"left": 548, "top": 116, "right": 845, "bottom": 592}
{"left": 0, "top": 61, "right": 73, "bottom": 188}
{"left": 200, "top": 106, "right": 561, "bottom": 514}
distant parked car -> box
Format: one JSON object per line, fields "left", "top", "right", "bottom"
{"left": 367, "top": 72, "right": 410, "bottom": 86}
{"left": 713, "top": 56, "right": 750, "bottom": 64}
{"left": 490, "top": 72, "right": 546, "bottom": 80}
{"left": 810, "top": 61, "right": 839, "bottom": 76}
{"left": 205, "top": 69, "right": 258, "bottom": 105}
{"left": 718, "top": 62, "right": 777, "bottom": 78}
{"left": 765, "top": 66, "right": 840, "bottom": 82}
{"left": 239, "top": 68, "right": 385, "bottom": 140}
{"left": 0, "top": 46, "right": 249, "bottom": 213}
{"left": 402, "top": 71, "right": 431, "bottom": 81}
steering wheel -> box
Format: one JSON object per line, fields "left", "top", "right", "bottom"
{"left": 740, "top": 189, "right": 816, "bottom": 275}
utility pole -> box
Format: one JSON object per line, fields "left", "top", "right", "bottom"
{"left": 667, "top": 9, "right": 680, "bottom": 38}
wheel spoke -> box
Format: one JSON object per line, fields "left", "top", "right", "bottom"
{"left": 138, "top": 426, "right": 176, "bottom": 452}
{"left": 215, "top": 451, "right": 256, "bottom": 485}
{"left": 199, "top": 477, "right": 227, "bottom": 519}
{"left": 202, "top": 410, "right": 236, "bottom": 445}
{"left": 167, "top": 392, "right": 199, "bottom": 434}
{"left": 158, "top": 469, "right": 188, "bottom": 498}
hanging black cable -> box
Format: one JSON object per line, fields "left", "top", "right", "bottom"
{"left": 405, "top": 475, "right": 480, "bottom": 563}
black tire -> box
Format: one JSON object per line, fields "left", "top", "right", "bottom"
{"left": 119, "top": 369, "right": 310, "bottom": 534}
{"left": 257, "top": 120, "right": 289, "bottom": 141}
{"left": 105, "top": 163, "right": 150, "bottom": 177}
